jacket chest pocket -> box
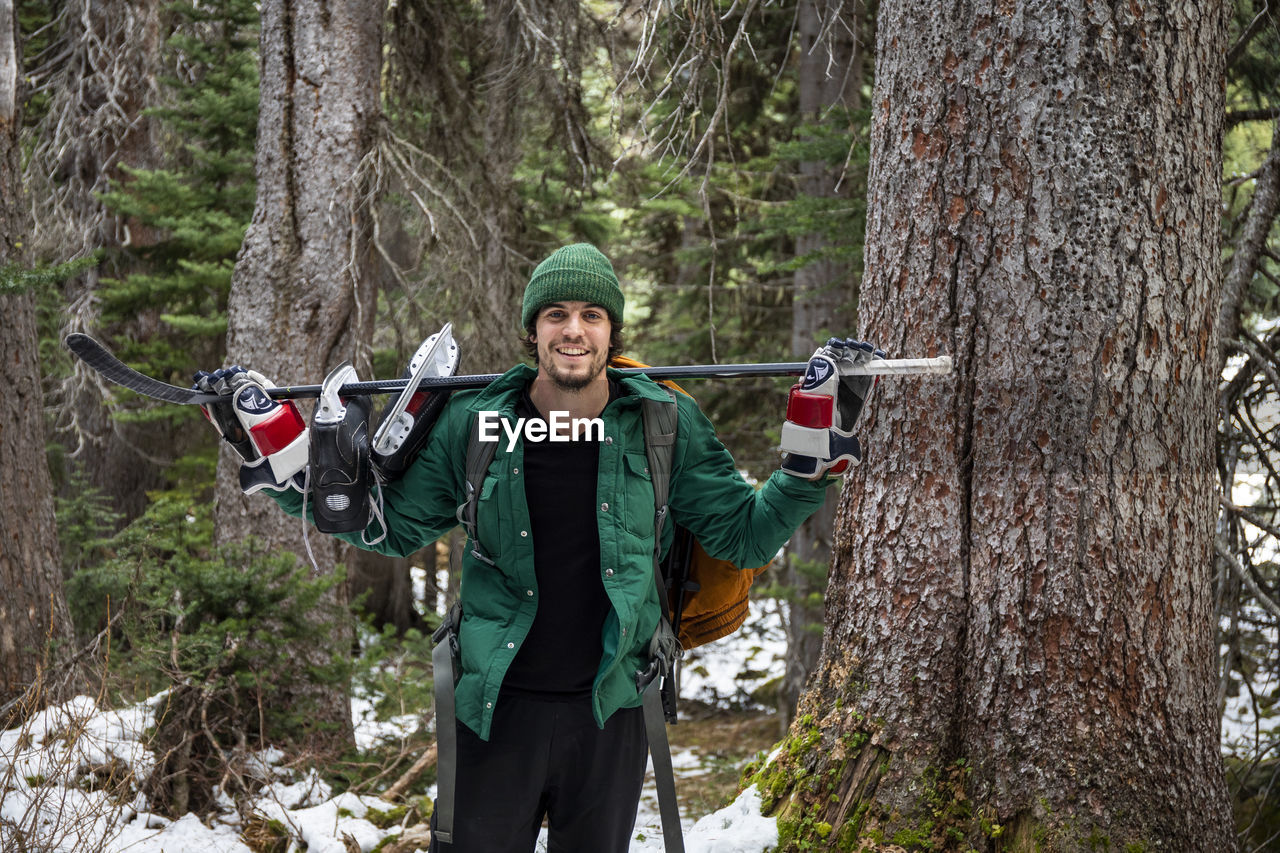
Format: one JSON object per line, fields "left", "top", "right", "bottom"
{"left": 474, "top": 475, "right": 503, "bottom": 562}
{"left": 621, "top": 452, "right": 656, "bottom": 537}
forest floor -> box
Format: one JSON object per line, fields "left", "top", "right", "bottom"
{"left": 0, "top": 601, "right": 794, "bottom": 853}
{"left": 659, "top": 702, "right": 784, "bottom": 820}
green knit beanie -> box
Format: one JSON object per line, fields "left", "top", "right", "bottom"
{"left": 521, "top": 243, "right": 624, "bottom": 330}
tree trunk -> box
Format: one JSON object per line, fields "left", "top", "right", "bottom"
{"left": 0, "top": 4, "right": 79, "bottom": 720}
{"left": 780, "top": 0, "right": 864, "bottom": 721}
{"left": 348, "top": 549, "right": 429, "bottom": 635}
{"left": 757, "top": 2, "right": 1237, "bottom": 849}
{"left": 790, "top": 0, "right": 861, "bottom": 352}
{"left": 216, "top": 0, "right": 382, "bottom": 755}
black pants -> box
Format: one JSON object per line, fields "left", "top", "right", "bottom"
{"left": 430, "top": 694, "right": 648, "bottom": 853}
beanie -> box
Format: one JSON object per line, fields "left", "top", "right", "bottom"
{"left": 521, "top": 244, "right": 625, "bottom": 330}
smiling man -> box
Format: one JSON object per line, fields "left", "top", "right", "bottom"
{"left": 196, "top": 243, "right": 870, "bottom": 853}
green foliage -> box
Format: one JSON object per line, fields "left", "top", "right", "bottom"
{"left": 0, "top": 255, "right": 101, "bottom": 297}
{"left": 1226, "top": 2, "right": 1280, "bottom": 113}
{"left": 1219, "top": 12, "right": 1280, "bottom": 849}
{"left": 1222, "top": 0, "right": 1280, "bottom": 328}
{"left": 66, "top": 455, "right": 348, "bottom": 704}
{"left": 63, "top": 453, "right": 351, "bottom": 813}
{"left": 1228, "top": 756, "right": 1280, "bottom": 852}
{"left": 614, "top": 24, "right": 871, "bottom": 477}
{"left": 351, "top": 622, "right": 437, "bottom": 735}
{"left": 95, "top": 0, "right": 258, "bottom": 379}
{"left": 53, "top": 465, "right": 123, "bottom": 582}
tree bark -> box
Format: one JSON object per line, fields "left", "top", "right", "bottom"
{"left": 759, "top": 2, "right": 1238, "bottom": 849}
{"left": 0, "top": 3, "right": 79, "bottom": 720}
{"left": 216, "top": 0, "right": 382, "bottom": 755}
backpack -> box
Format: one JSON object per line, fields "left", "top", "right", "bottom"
{"left": 456, "top": 358, "right": 771, "bottom": 653}
{"left": 632, "top": 375, "right": 773, "bottom": 652}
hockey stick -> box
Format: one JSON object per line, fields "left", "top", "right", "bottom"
{"left": 65, "top": 333, "right": 953, "bottom": 407}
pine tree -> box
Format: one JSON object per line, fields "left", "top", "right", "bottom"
{"left": 97, "top": 0, "right": 259, "bottom": 386}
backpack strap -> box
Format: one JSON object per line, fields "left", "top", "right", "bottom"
{"left": 641, "top": 389, "right": 678, "bottom": 553}
{"left": 430, "top": 601, "right": 461, "bottom": 844}
{"left": 456, "top": 415, "right": 500, "bottom": 566}
{"left": 434, "top": 414, "right": 497, "bottom": 843}
{"left": 637, "top": 388, "right": 686, "bottom": 853}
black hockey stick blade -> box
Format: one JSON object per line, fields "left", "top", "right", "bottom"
{"left": 66, "top": 333, "right": 953, "bottom": 406}
{"left": 65, "top": 333, "right": 500, "bottom": 405}
{"left": 66, "top": 333, "right": 211, "bottom": 405}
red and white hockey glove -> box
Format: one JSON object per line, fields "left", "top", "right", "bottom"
{"left": 193, "top": 366, "right": 309, "bottom": 493}
{"left": 780, "top": 339, "right": 884, "bottom": 480}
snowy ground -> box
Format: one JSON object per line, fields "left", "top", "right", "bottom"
{"left": 0, "top": 600, "right": 790, "bottom": 853}
{"left": 11, "top": 587, "right": 1270, "bottom": 853}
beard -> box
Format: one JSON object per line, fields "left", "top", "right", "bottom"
{"left": 540, "top": 345, "right": 609, "bottom": 392}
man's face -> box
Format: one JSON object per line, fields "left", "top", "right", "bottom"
{"left": 531, "top": 301, "right": 612, "bottom": 391}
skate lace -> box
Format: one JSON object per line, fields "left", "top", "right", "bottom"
{"left": 362, "top": 485, "right": 387, "bottom": 547}
{"left": 299, "top": 465, "right": 386, "bottom": 568}
{"left": 301, "top": 465, "right": 322, "bottom": 575}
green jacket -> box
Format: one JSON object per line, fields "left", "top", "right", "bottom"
{"left": 273, "top": 364, "right": 830, "bottom": 740}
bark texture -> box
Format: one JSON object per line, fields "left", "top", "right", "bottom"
{"left": 0, "top": 5, "right": 78, "bottom": 718}
{"left": 216, "top": 0, "right": 383, "bottom": 753}
{"left": 763, "top": 2, "right": 1237, "bottom": 849}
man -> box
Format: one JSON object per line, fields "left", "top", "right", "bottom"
{"left": 195, "top": 243, "right": 870, "bottom": 851}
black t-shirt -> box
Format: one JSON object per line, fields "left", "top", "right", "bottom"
{"left": 500, "top": 382, "right": 619, "bottom": 698}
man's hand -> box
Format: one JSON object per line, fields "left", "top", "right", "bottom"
{"left": 780, "top": 339, "right": 884, "bottom": 480}
{"left": 193, "top": 367, "right": 309, "bottom": 492}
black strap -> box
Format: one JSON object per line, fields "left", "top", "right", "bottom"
{"left": 457, "top": 416, "right": 499, "bottom": 566}
{"left": 431, "top": 603, "right": 461, "bottom": 845}
{"left": 640, "top": 390, "right": 678, "bottom": 622}
{"left": 638, "top": 390, "right": 687, "bottom": 851}
{"left": 642, "top": 678, "right": 686, "bottom": 853}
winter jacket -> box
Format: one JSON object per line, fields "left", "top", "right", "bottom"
{"left": 271, "top": 364, "right": 831, "bottom": 740}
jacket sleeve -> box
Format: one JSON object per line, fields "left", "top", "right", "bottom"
{"left": 666, "top": 393, "right": 834, "bottom": 568}
{"left": 265, "top": 397, "right": 469, "bottom": 558}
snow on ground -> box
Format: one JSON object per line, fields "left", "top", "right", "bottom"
{"left": 1, "top": 691, "right": 779, "bottom": 853}
{"left": 0, "top": 600, "right": 790, "bottom": 853}
{"left": 6, "top": 588, "right": 1274, "bottom": 851}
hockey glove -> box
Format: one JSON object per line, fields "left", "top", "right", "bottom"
{"left": 193, "top": 366, "right": 308, "bottom": 494}
{"left": 780, "top": 338, "right": 885, "bottom": 480}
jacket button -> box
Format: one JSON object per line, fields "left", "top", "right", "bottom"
{"left": 520, "top": 530, "right": 528, "bottom": 537}
{"left": 486, "top": 702, "right": 492, "bottom": 709}
{"left": 512, "top": 467, "right": 519, "bottom": 474}
{"left": 526, "top": 589, "right": 534, "bottom": 596}
{"left": 605, "top": 568, "right": 614, "bottom": 578}
{"left": 604, "top": 436, "right": 613, "bottom": 445}
{"left": 507, "top": 642, "right": 515, "bottom": 649}
{"left": 601, "top": 502, "right": 609, "bottom": 512}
